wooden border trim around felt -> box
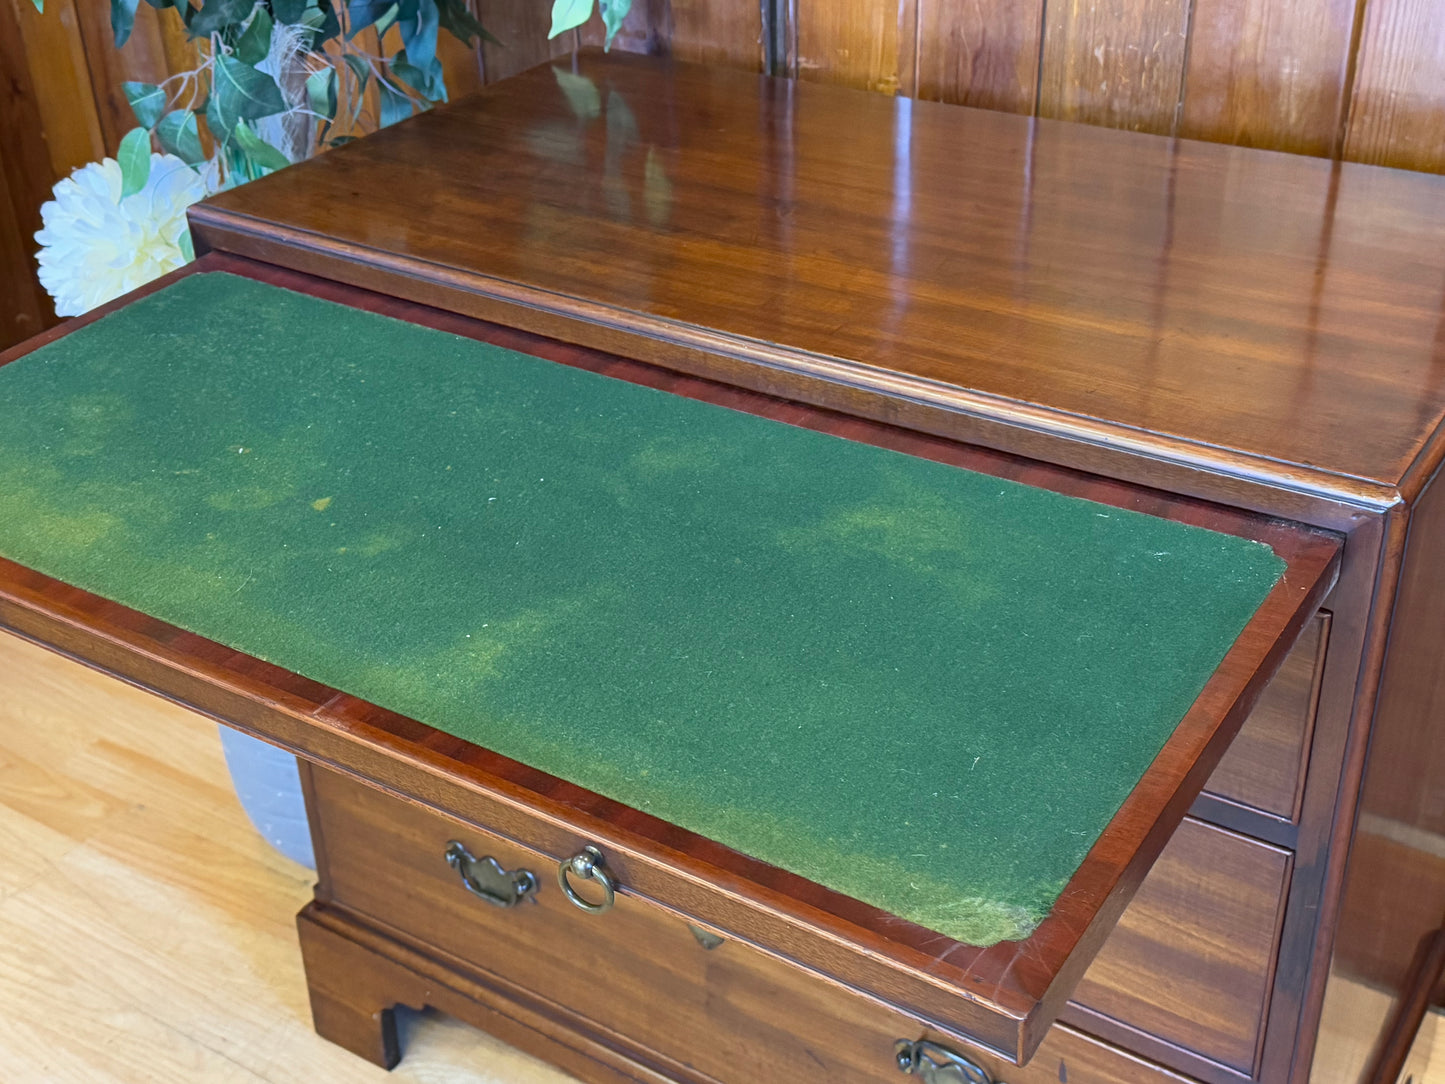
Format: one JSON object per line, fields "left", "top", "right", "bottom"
{"left": 0, "top": 252, "right": 1342, "bottom": 1065}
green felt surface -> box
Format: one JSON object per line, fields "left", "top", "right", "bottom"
{"left": 0, "top": 273, "right": 1286, "bottom": 945}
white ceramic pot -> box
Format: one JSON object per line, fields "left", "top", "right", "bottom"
{"left": 218, "top": 726, "right": 315, "bottom": 869}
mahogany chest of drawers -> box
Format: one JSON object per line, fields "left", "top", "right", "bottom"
{"left": 3, "top": 49, "right": 1445, "bottom": 1084}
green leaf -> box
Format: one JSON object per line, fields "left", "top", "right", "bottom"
{"left": 232, "top": 121, "right": 292, "bottom": 173}
{"left": 123, "top": 81, "right": 166, "bottom": 129}
{"left": 552, "top": 67, "right": 600, "bottom": 120}
{"left": 343, "top": 53, "right": 370, "bottom": 94}
{"left": 346, "top": 0, "right": 391, "bottom": 35}
{"left": 435, "top": 0, "right": 498, "bottom": 47}
{"left": 322, "top": 2, "right": 343, "bottom": 40}
{"left": 178, "top": 229, "right": 196, "bottom": 262}
{"left": 376, "top": 76, "right": 414, "bottom": 128}
{"left": 343, "top": 54, "right": 370, "bottom": 124}
{"left": 111, "top": 0, "right": 139, "bottom": 46}
{"left": 309, "top": 0, "right": 342, "bottom": 44}
{"left": 30, "top": 0, "right": 42, "bottom": 12}
{"left": 188, "top": 0, "right": 254, "bottom": 37}
{"left": 156, "top": 109, "right": 206, "bottom": 165}
{"left": 547, "top": 0, "right": 590, "bottom": 39}
{"left": 117, "top": 127, "right": 152, "bottom": 198}
{"left": 207, "top": 54, "right": 287, "bottom": 140}
{"left": 374, "top": 0, "right": 399, "bottom": 36}
{"left": 306, "top": 67, "right": 337, "bottom": 120}
{"left": 390, "top": 50, "right": 445, "bottom": 102}
{"left": 271, "top": 0, "right": 308, "bottom": 21}
{"left": 644, "top": 146, "right": 671, "bottom": 226}
{"left": 606, "top": 87, "right": 637, "bottom": 144}
{"left": 235, "top": 6, "right": 272, "bottom": 63}
{"left": 398, "top": 0, "right": 440, "bottom": 73}
{"left": 597, "top": 0, "right": 629, "bottom": 49}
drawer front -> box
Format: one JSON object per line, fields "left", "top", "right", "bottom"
{"left": 1203, "top": 612, "right": 1328, "bottom": 821}
{"left": 1067, "top": 819, "right": 1293, "bottom": 1078}
{"left": 308, "top": 767, "right": 1197, "bottom": 1084}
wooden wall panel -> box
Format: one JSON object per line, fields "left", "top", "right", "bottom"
{"left": 0, "top": 0, "right": 67, "bottom": 348}
{"left": 437, "top": 31, "right": 487, "bottom": 99}
{"left": 915, "top": 0, "right": 1041, "bottom": 113}
{"left": 478, "top": 0, "right": 589, "bottom": 84}
{"left": 793, "top": 0, "right": 912, "bottom": 95}
{"left": 10, "top": 0, "right": 106, "bottom": 175}
{"left": 1036, "top": 0, "right": 1189, "bottom": 134}
{"left": 1342, "top": 0, "right": 1445, "bottom": 172}
{"left": 1179, "top": 0, "right": 1355, "bottom": 157}
{"left": 71, "top": 4, "right": 187, "bottom": 155}
{"left": 666, "top": 0, "right": 763, "bottom": 70}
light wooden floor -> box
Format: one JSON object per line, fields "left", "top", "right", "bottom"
{"left": 2, "top": 626, "right": 1443, "bottom": 1084}
{"left": 0, "top": 628, "right": 574, "bottom": 1083}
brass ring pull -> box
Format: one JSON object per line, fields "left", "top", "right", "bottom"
{"left": 558, "top": 845, "right": 616, "bottom": 914}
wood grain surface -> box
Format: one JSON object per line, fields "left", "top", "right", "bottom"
{"left": 665, "top": 0, "right": 763, "bottom": 69}
{"left": 792, "top": 0, "right": 912, "bottom": 93}
{"left": 10, "top": 0, "right": 1445, "bottom": 353}
{"left": 1313, "top": 461, "right": 1445, "bottom": 1083}
{"left": 310, "top": 766, "right": 1292, "bottom": 1082}
{"left": 8, "top": 0, "right": 1445, "bottom": 356}
{"left": 732, "top": 0, "right": 1445, "bottom": 171}
{"left": 914, "top": 0, "right": 1040, "bottom": 112}
{"left": 191, "top": 53, "right": 1445, "bottom": 502}
{"left": 0, "top": 624, "right": 571, "bottom": 1084}
{"left": 304, "top": 761, "right": 1209, "bottom": 1083}
{"left": 1341, "top": 0, "right": 1445, "bottom": 172}
{"left": 1036, "top": 0, "right": 1191, "bottom": 135}
{"left": 1067, "top": 819, "right": 1292, "bottom": 1078}
{"left": 11, "top": 611, "right": 1445, "bottom": 1083}
{"left": 1178, "top": 0, "right": 1356, "bottom": 156}
{"left": 1206, "top": 612, "right": 1329, "bottom": 823}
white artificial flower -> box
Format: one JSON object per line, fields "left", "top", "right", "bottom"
{"left": 34, "top": 153, "right": 209, "bottom": 317}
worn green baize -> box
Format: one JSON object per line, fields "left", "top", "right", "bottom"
{"left": 0, "top": 273, "right": 1285, "bottom": 944}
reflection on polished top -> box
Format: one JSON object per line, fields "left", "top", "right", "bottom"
{"left": 198, "top": 50, "right": 1445, "bottom": 497}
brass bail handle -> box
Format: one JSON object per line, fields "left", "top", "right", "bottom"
{"left": 444, "top": 841, "right": 540, "bottom": 908}
{"left": 894, "top": 1039, "right": 999, "bottom": 1083}
{"left": 558, "top": 845, "right": 616, "bottom": 914}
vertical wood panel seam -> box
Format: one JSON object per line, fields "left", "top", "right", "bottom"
{"left": 1249, "top": 851, "right": 1297, "bottom": 1078}
{"left": 763, "top": 0, "right": 787, "bottom": 78}
{"left": 1031, "top": 0, "right": 1048, "bottom": 116}
{"left": 786, "top": 0, "right": 798, "bottom": 78}
{"left": 1334, "top": 0, "right": 1373, "bottom": 159}
{"left": 1171, "top": 0, "right": 1201, "bottom": 139}
{"left": 759, "top": 0, "right": 771, "bottom": 75}
{"left": 69, "top": 1, "right": 114, "bottom": 153}
{"left": 468, "top": 0, "right": 486, "bottom": 87}
{"left": 910, "top": 0, "right": 921, "bottom": 98}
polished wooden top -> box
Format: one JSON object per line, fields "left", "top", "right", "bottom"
{"left": 193, "top": 51, "right": 1445, "bottom": 502}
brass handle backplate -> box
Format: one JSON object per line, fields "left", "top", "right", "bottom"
{"left": 894, "top": 1039, "right": 1000, "bottom": 1083}
{"left": 444, "top": 841, "right": 539, "bottom": 908}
